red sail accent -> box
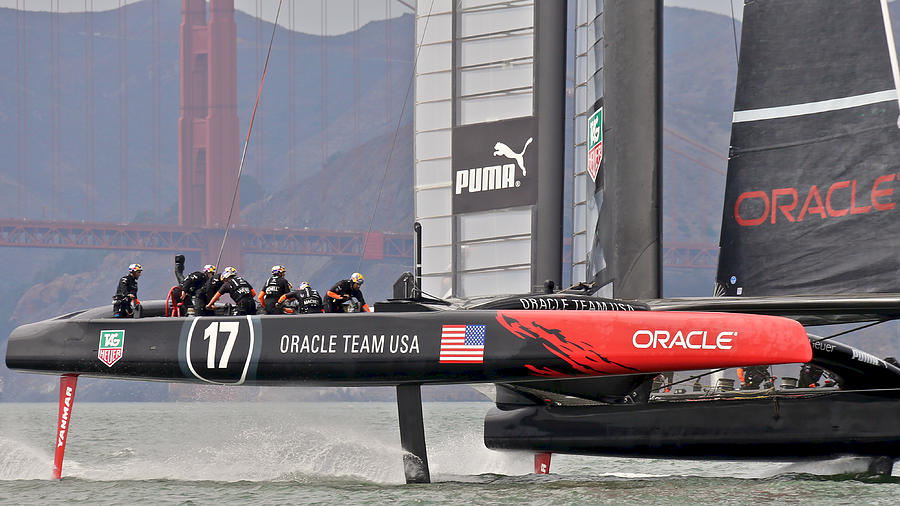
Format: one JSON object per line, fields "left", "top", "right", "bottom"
{"left": 52, "top": 374, "right": 78, "bottom": 480}
{"left": 496, "top": 310, "right": 811, "bottom": 375}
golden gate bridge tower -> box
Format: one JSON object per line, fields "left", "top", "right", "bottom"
{"left": 178, "top": 0, "right": 243, "bottom": 267}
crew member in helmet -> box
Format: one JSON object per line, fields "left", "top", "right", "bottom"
{"left": 324, "top": 272, "right": 370, "bottom": 313}
{"left": 180, "top": 264, "right": 217, "bottom": 316}
{"left": 200, "top": 268, "right": 225, "bottom": 315}
{"left": 278, "top": 281, "right": 324, "bottom": 314}
{"left": 259, "top": 265, "right": 292, "bottom": 314}
{"left": 113, "top": 263, "right": 142, "bottom": 317}
{"left": 737, "top": 365, "right": 772, "bottom": 389}
{"left": 206, "top": 267, "right": 258, "bottom": 315}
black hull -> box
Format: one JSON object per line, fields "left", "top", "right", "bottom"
{"left": 484, "top": 390, "right": 900, "bottom": 459}
{"left": 7, "top": 300, "right": 810, "bottom": 386}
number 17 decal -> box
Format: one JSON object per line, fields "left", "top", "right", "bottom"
{"left": 185, "top": 316, "right": 255, "bottom": 384}
{"left": 203, "top": 321, "right": 239, "bottom": 369}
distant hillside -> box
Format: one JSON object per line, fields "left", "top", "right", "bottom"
{"left": 0, "top": 2, "right": 413, "bottom": 224}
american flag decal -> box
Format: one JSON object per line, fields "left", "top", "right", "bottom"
{"left": 440, "top": 324, "right": 486, "bottom": 363}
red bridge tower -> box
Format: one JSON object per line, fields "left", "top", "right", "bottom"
{"left": 179, "top": 0, "right": 241, "bottom": 266}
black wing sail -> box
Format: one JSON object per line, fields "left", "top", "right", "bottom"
{"left": 716, "top": 0, "right": 900, "bottom": 296}
{"left": 588, "top": 2, "right": 662, "bottom": 299}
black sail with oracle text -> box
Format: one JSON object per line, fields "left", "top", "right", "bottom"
{"left": 716, "top": 0, "right": 900, "bottom": 296}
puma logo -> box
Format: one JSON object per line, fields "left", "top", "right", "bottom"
{"left": 493, "top": 137, "right": 533, "bottom": 176}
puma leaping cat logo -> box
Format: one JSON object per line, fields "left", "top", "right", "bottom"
{"left": 493, "top": 137, "right": 533, "bottom": 176}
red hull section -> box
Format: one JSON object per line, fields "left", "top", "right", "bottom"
{"left": 497, "top": 310, "right": 811, "bottom": 377}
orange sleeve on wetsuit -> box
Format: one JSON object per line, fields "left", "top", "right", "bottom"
{"left": 258, "top": 291, "right": 265, "bottom": 305}
{"left": 277, "top": 294, "right": 288, "bottom": 304}
{"left": 208, "top": 293, "right": 221, "bottom": 306}
{"left": 737, "top": 368, "right": 745, "bottom": 383}
{"left": 362, "top": 304, "right": 371, "bottom": 312}
{"left": 327, "top": 290, "right": 342, "bottom": 300}
{"left": 250, "top": 288, "right": 257, "bottom": 298}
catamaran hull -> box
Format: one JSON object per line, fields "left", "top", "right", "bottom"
{"left": 484, "top": 391, "right": 900, "bottom": 459}
{"left": 6, "top": 307, "right": 811, "bottom": 386}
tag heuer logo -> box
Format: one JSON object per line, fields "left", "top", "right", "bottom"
{"left": 587, "top": 108, "right": 603, "bottom": 182}
{"left": 98, "top": 330, "right": 125, "bottom": 367}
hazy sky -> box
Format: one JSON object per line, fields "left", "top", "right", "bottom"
{"left": 0, "top": 0, "right": 414, "bottom": 35}
{"left": 0, "top": 1, "right": 742, "bottom": 33}
{"left": 665, "top": 0, "right": 743, "bottom": 21}
{"left": 10, "top": 0, "right": 897, "bottom": 34}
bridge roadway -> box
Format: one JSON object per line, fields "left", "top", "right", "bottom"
{"left": 0, "top": 219, "right": 717, "bottom": 268}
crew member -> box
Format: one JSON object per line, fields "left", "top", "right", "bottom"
{"left": 199, "top": 268, "right": 225, "bottom": 316}
{"left": 798, "top": 363, "right": 825, "bottom": 388}
{"left": 737, "top": 365, "right": 772, "bottom": 389}
{"left": 259, "top": 265, "right": 292, "bottom": 314}
{"left": 278, "top": 281, "right": 324, "bottom": 314}
{"left": 113, "top": 263, "right": 142, "bottom": 318}
{"left": 180, "top": 264, "right": 217, "bottom": 316}
{"left": 206, "top": 267, "right": 257, "bottom": 315}
{"left": 324, "top": 272, "right": 370, "bottom": 313}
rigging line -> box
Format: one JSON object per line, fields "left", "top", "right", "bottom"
{"left": 15, "top": 0, "right": 21, "bottom": 216}
{"left": 22, "top": 0, "right": 29, "bottom": 217}
{"left": 356, "top": 0, "right": 438, "bottom": 273}
{"left": 663, "top": 126, "right": 727, "bottom": 161}
{"left": 84, "top": 0, "right": 90, "bottom": 219}
{"left": 729, "top": 0, "right": 739, "bottom": 68}
{"left": 214, "top": 0, "right": 284, "bottom": 273}
{"left": 809, "top": 320, "right": 888, "bottom": 344}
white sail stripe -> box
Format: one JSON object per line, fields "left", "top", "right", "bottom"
{"left": 440, "top": 339, "right": 466, "bottom": 344}
{"left": 440, "top": 349, "right": 484, "bottom": 354}
{"left": 439, "top": 356, "right": 484, "bottom": 361}
{"left": 732, "top": 89, "right": 897, "bottom": 123}
{"left": 441, "top": 333, "right": 465, "bottom": 338}
{"left": 881, "top": 0, "right": 900, "bottom": 118}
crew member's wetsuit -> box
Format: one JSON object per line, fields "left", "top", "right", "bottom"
{"left": 738, "top": 366, "right": 771, "bottom": 389}
{"left": 798, "top": 364, "right": 825, "bottom": 388}
{"left": 324, "top": 279, "right": 368, "bottom": 313}
{"left": 213, "top": 276, "right": 257, "bottom": 315}
{"left": 279, "top": 285, "right": 324, "bottom": 314}
{"left": 180, "top": 270, "right": 211, "bottom": 316}
{"left": 259, "top": 275, "right": 292, "bottom": 314}
{"left": 198, "top": 277, "right": 224, "bottom": 316}
{"left": 113, "top": 273, "right": 140, "bottom": 318}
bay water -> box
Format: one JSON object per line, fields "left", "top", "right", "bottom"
{"left": 2, "top": 401, "right": 898, "bottom": 504}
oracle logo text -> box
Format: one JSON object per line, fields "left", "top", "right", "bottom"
{"left": 734, "top": 173, "right": 898, "bottom": 226}
{"left": 632, "top": 330, "right": 736, "bottom": 350}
